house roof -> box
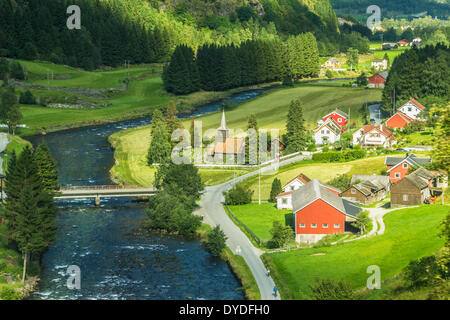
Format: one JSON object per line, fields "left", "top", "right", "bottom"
{"left": 214, "top": 137, "right": 245, "bottom": 155}
{"left": 385, "top": 153, "right": 431, "bottom": 169}
{"left": 283, "top": 173, "right": 311, "bottom": 189}
{"left": 372, "top": 59, "right": 387, "bottom": 63}
{"left": 404, "top": 173, "right": 429, "bottom": 190}
{"left": 351, "top": 175, "right": 391, "bottom": 188}
{"left": 398, "top": 39, "right": 409, "bottom": 44}
{"left": 276, "top": 190, "right": 294, "bottom": 198}
{"left": 411, "top": 167, "right": 435, "bottom": 181}
{"left": 407, "top": 97, "right": 426, "bottom": 111}
{"left": 292, "top": 179, "right": 361, "bottom": 219}
{"left": 378, "top": 71, "right": 389, "bottom": 79}
{"left": 324, "top": 109, "right": 349, "bottom": 120}
{"left": 314, "top": 117, "right": 341, "bottom": 135}
{"left": 361, "top": 125, "right": 393, "bottom": 137}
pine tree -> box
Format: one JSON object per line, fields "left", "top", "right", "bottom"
{"left": 285, "top": 98, "right": 308, "bottom": 153}
{"left": 148, "top": 123, "right": 172, "bottom": 165}
{"left": 4, "top": 146, "right": 57, "bottom": 282}
{"left": 269, "top": 178, "right": 282, "bottom": 203}
{"left": 165, "top": 101, "right": 181, "bottom": 136}
{"left": 33, "top": 144, "right": 59, "bottom": 194}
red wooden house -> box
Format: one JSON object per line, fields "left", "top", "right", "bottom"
{"left": 385, "top": 153, "right": 432, "bottom": 183}
{"left": 292, "top": 179, "right": 361, "bottom": 243}
{"left": 368, "top": 71, "right": 389, "bottom": 89}
{"left": 386, "top": 110, "right": 415, "bottom": 129}
{"left": 321, "top": 108, "right": 348, "bottom": 132}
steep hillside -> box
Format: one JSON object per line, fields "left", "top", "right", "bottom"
{"left": 330, "top": 0, "right": 450, "bottom": 19}
{"left": 0, "top": 0, "right": 341, "bottom": 70}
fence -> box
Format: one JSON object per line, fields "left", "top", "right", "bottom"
{"left": 224, "top": 204, "right": 267, "bottom": 247}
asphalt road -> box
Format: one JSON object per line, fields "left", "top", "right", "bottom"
{"left": 196, "top": 154, "right": 308, "bottom": 300}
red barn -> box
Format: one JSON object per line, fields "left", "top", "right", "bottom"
{"left": 322, "top": 108, "right": 348, "bottom": 132}
{"left": 385, "top": 153, "right": 432, "bottom": 183}
{"left": 292, "top": 179, "right": 361, "bottom": 243}
{"left": 368, "top": 71, "right": 389, "bottom": 89}
{"left": 386, "top": 111, "right": 414, "bottom": 129}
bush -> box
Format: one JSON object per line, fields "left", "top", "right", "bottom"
{"left": 312, "top": 149, "right": 366, "bottom": 163}
{"left": 310, "top": 278, "right": 355, "bottom": 300}
{"left": 326, "top": 174, "right": 352, "bottom": 191}
{"left": 224, "top": 184, "right": 253, "bottom": 205}
{"left": 206, "top": 226, "right": 227, "bottom": 257}
{"left": 19, "top": 90, "right": 36, "bottom": 104}
{"left": 269, "top": 221, "right": 294, "bottom": 248}
{"left": 403, "top": 255, "right": 444, "bottom": 287}
{"left": 0, "top": 286, "right": 21, "bottom": 300}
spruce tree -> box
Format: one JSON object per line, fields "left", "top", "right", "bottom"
{"left": 270, "top": 178, "right": 282, "bottom": 203}
{"left": 148, "top": 123, "right": 171, "bottom": 165}
{"left": 285, "top": 98, "right": 308, "bottom": 153}
{"left": 165, "top": 101, "right": 181, "bottom": 136}
{"left": 33, "top": 144, "right": 59, "bottom": 194}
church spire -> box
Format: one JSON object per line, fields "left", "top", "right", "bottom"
{"left": 220, "top": 109, "right": 227, "bottom": 130}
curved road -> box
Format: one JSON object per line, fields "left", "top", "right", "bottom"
{"left": 196, "top": 154, "right": 309, "bottom": 300}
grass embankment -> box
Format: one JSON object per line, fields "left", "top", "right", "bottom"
{"left": 239, "top": 152, "right": 431, "bottom": 201}
{"left": 195, "top": 224, "right": 261, "bottom": 300}
{"left": 262, "top": 205, "right": 449, "bottom": 300}
{"left": 0, "top": 221, "right": 24, "bottom": 300}
{"left": 108, "top": 84, "right": 382, "bottom": 187}
{"left": 1, "top": 135, "right": 32, "bottom": 172}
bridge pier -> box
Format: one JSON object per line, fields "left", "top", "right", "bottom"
{"left": 95, "top": 195, "right": 101, "bottom": 206}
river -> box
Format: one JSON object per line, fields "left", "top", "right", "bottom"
{"left": 26, "top": 89, "right": 267, "bottom": 300}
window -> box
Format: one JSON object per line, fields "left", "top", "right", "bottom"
{"left": 290, "top": 186, "right": 295, "bottom": 191}
{"left": 403, "top": 194, "right": 408, "bottom": 201}
{"left": 402, "top": 163, "right": 408, "bottom": 169}
{"left": 326, "top": 130, "right": 330, "bottom": 134}
{"left": 338, "top": 118, "right": 342, "bottom": 123}
{"left": 334, "top": 224, "right": 340, "bottom": 228}
{"left": 321, "top": 130, "right": 324, "bottom": 134}
{"left": 351, "top": 189, "right": 356, "bottom": 194}
{"left": 282, "top": 198, "right": 287, "bottom": 205}
{"left": 395, "top": 173, "right": 401, "bottom": 178}
{"left": 322, "top": 224, "right": 328, "bottom": 228}
{"left": 408, "top": 107, "right": 412, "bottom": 112}
{"left": 311, "top": 224, "right": 317, "bottom": 228}
{"left": 299, "top": 223, "right": 305, "bottom": 228}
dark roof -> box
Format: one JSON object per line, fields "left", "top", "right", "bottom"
{"left": 351, "top": 175, "right": 390, "bottom": 188}
{"left": 412, "top": 167, "right": 435, "bottom": 181}
{"left": 342, "top": 200, "right": 362, "bottom": 219}
{"left": 385, "top": 153, "right": 432, "bottom": 167}
{"left": 405, "top": 174, "right": 429, "bottom": 190}
{"left": 292, "top": 179, "right": 361, "bottom": 218}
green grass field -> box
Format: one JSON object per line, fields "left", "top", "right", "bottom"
{"left": 108, "top": 84, "right": 382, "bottom": 187}
{"left": 228, "top": 203, "right": 292, "bottom": 242}
{"left": 239, "top": 154, "right": 409, "bottom": 201}
{"left": 263, "top": 205, "right": 449, "bottom": 300}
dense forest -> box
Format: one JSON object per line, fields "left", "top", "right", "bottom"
{"left": 162, "top": 33, "right": 320, "bottom": 94}
{"left": 0, "top": 0, "right": 346, "bottom": 70}
{"left": 381, "top": 44, "right": 450, "bottom": 116}
{"left": 330, "top": 0, "right": 450, "bottom": 19}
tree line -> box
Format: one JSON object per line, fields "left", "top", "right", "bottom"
{"left": 0, "top": 0, "right": 172, "bottom": 70}
{"left": 3, "top": 144, "right": 59, "bottom": 282}
{"left": 163, "top": 34, "right": 320, "bottom": 95}
{"left": 381, "top": 44, "right": 450, "bottom": 116}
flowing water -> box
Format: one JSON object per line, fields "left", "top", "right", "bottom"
{"left": 27, "top": 89, "right": 267, "bottom": 300}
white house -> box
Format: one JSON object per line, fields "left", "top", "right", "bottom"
{"left": 353, "top": 124, "right": 397, "bottom": 148}
{"left": 397, "top": 98, "right": 425, "bottom": 120}
{"left": 313, "top": 118, "right": 341, "bottom": 145}
{"left": 276, "top": 174, "right": 311, "bottom": 210}
{"left": 371, "top": 59, "right": 388, "bottom": 71}
{"left": 276, "top": 174, "right": 342, "bottom": 210}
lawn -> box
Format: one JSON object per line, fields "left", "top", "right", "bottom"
{"left": 239, "top": 154, "right": 402, "bottom": 201}
{"left": 262, "top": 205, "right": 449, "bottom": 300}
{"left": 227, "top": 203, "right": 292, "bottom": 242}
{"left": 108, "top": 126, "right": 249, "bottom": 187}
{"left": 180, "top": 84, "right": 382, "bottom": 133}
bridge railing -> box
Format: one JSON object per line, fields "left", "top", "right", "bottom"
{"left": 60, "top": 185, "right": 139, "bottom": 191}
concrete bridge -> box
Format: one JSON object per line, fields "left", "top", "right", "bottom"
{"left": 55, "top": 185, "right": 156, "bottom": 206}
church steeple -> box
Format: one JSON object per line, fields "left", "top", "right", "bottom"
{"left": 217, "top": 109, "right": 229, "bottom": 143}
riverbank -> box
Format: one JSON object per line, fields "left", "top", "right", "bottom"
{"left": 196, "top": 224, "right": 261, "bottom": 300}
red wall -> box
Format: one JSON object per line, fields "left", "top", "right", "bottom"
{"left": 386, "top": 113, "right": 410, "bottom": 128}
{"left": 295, "top": 199, "right": 346, "bottom": 235}
{"left": 389, "top": 161, "right": 410, "bottom": 183}
{"left": 369, "top": 74, "right": 386, "bottom": 88}
{"left": 323, "top": 113, "right": 348, "bottom": 128}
